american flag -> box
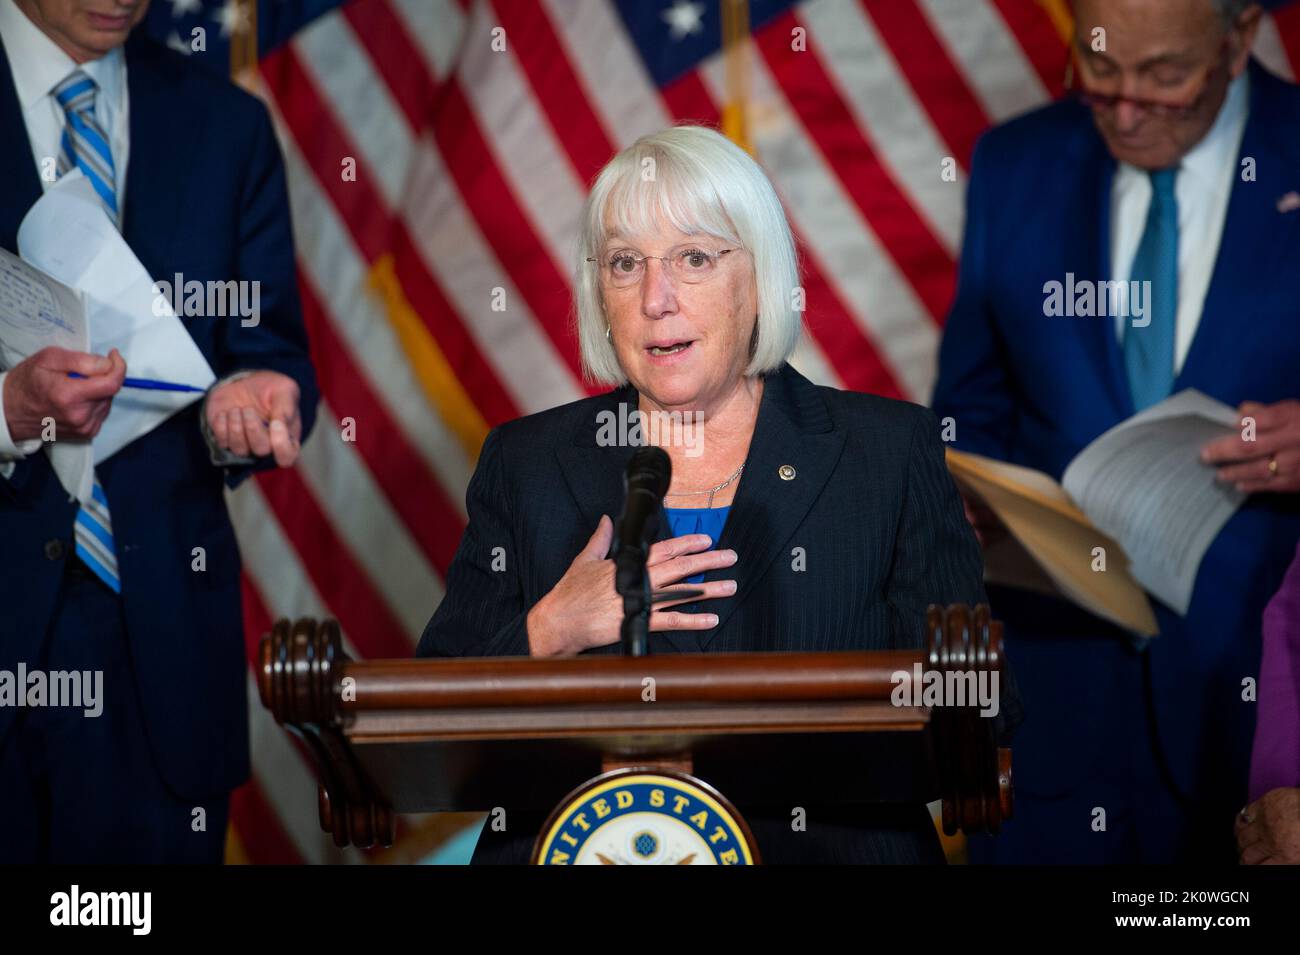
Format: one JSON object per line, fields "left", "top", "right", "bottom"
{"left": 143, "top": 0, "right": 1300, "bottom": 864}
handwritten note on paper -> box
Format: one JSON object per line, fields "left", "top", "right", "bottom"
{"left": 0, "top": 247, "right": 94, "bottom": 501}
{"left": 0, "top": 246, "right": 87, "bottom": 366}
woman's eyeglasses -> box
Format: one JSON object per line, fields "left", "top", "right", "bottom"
{"left": 587, "top": 245, "right": 740, "bottom": 288}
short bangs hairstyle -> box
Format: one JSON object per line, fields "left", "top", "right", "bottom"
{"left": 575, "top": 125, "right": 802, "bottom": 386}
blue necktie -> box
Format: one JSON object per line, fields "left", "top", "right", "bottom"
{"left": 54, "top": 69, "right": 121, "bottom": 593}
{"left": 1124, "top": 167, "right": 1178, "bottom": 412}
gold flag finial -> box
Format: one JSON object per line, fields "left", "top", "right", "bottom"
{"left": 720, "top": 0, "right": 753, "bottom": 155}
{"left": 230, "top": 0, "right": 259, "bottom": 91}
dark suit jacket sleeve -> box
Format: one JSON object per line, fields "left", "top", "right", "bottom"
{"left": 212, "top": 98, "right": 319, "bottom": 488}
{"left": 417, "top": 428, "right": 532, "bottom": 658}
{"left": 930, "top": 135, "right": 1017, "bottom": 460}
{"left": 886, "top": 406, "right": 1023, "bottom": 741}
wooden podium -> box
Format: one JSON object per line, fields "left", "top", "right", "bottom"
{"left": 257, "top": 603, "right": 1013, "bottom": 858}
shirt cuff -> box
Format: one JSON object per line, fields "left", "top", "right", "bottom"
{"left": 0, "top": 371, "right": 43, "bottom": 461}
{"left": 200, "top": 370, "right": 258, "bottom": 467}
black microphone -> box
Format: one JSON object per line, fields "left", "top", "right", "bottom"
{"left": 614, "top": 445, "right": 671, "bottom": 595}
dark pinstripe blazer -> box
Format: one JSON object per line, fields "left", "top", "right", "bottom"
{"left": 418, "top": 362, "right": 1008, "bottom": 863}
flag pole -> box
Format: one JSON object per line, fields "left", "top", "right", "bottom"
{"left": 230, "top": 0, "right": 259, "bottom": 91}
{"left": 1038, "top": 0, "right": 1074, "bottom": 45}
{"left": 721, "top": 0, "right": 753, "bottom": 155}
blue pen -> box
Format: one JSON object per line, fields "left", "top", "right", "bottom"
{"left": 68, "top": 372, "right": 205, "bottom": 394}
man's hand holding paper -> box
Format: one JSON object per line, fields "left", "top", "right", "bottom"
{"left": 0, "top": 172, "right": 220, "bottom": 488}
{"left": 949, "top": 389, "right": 1252, "bottom": 629}
{"left": 0, "top": 174, "right": 308, "bottom": 496}
{"left": 2, "top": 344, "right": 124, "bottom": 442}
{"left": 1201, "top": 399, "right": 1300, "bottom": 494}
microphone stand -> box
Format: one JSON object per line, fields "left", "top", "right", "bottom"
{"left": 619, "top": 559, "right": 652, "bottom": 658}
{"left": 612, "top": 446, "right": 701, "bottom": 657}
{"left": 617, "top": 558, "right": 705, "bottom": 657}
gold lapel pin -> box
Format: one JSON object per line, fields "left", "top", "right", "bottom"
{"left": 778, "top": 464, "right": 796, "bottom": 481}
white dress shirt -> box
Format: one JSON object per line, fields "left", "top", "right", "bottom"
{"left": 1109, "top": 69, "right": 1249, "bottom": 374}
{"left": 0, "top": 0, "right": 130, "bottom": 463}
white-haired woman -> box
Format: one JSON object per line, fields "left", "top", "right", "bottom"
{"left": 419, "top": 125, "right": 1006, "bottom": 864}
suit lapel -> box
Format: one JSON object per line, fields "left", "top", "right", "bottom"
{"left": 120, "top": 35, "right": 195, "bottom": 256}
{"left": 0, "top": 31, "right": 194, "bottom": 259}
{"left": 554, "top": 383, "right": 639, "bottom": 533}
{"left": 1077, "top": 134, "right": 1134, "bottom": 421}
{"left": 698, "top": 364, "right": 845, "bottom": 649}
{"left": 0, "top": 36, "right": 44, "bottom": 254}
{"left": 554, "top": 384, "right": 700, "bottom": 653}
{"left": 1178, "top": 63, "right": 1300, "bottom": 394}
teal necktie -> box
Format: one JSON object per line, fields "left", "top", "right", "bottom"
{"left": 1123, "top": 167, "right": 1178, "bottom": 412}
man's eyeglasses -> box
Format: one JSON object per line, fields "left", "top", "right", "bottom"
{"left": 1063, "top": 37, "right": 1229, "bottom": 119}
{"left": 587, "top": 245, "right": 740, "bottom": 288}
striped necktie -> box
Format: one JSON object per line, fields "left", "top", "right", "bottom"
{"left": 1124, "top": 167, "right": 1179, "bottom": 412}
{"left": 54, "top": 68, "right": 121, "bottom": 593}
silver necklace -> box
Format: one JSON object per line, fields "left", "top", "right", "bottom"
{"left": 664, "top": 462, "right": 745, "bottom": 508}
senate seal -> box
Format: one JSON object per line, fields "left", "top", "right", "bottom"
{"left": 531, "top": 768, "right": 759, "bottom": 865}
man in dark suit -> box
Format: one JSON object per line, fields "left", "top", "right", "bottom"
{"left": 0, "top": 0, "right": 317, "bottom": 862}
{"left": 932, "top": 0, "right": 1300, "bottom": 862}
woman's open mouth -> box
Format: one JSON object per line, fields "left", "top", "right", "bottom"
{"left": 645, "top": 340, "right": 696, "bottom": 363}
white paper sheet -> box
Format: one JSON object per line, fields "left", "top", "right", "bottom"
{"left": 1062, "top": 389, "right": 1245, "bottom": 614}
{"left": 15, "top": 172, "right": 216, "bottom": 469}
{"left": 0, "top": 172, "right": 217, "bottom": 501}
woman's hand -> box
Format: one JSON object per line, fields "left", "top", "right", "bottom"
{"left": 526, "top": 514, "right": 738, "bottom": 657}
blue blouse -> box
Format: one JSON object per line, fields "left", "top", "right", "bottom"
{"left": 662, "top": 506, "right": 731, "bottom": 583}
